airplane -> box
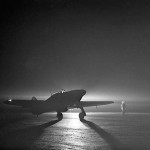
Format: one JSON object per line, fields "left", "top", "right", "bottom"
{"left": 3, "top": 89, "right": 114, "bottom": 120}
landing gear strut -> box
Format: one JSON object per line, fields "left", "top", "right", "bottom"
{"left": 78, "top": 104, "right": 86, "bottom": 120}
{"left": 79, "top": 112, "right": 85, "bottom": 120}
{"left": 57, "top": 112, "right": 63, "bottom": 120}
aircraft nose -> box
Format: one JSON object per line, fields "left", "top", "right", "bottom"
{"left": 82, "top": 90, "right": 86, "bottom": 95}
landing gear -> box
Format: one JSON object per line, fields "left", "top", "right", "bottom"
{"left": 78, "top": 103, "right": 86, "bottom": 121}
{"left": 79, "top": 112, "right": 85, "bottom": 120}
{"left": 57, "top": 112, "right": 63, "bottom": 120}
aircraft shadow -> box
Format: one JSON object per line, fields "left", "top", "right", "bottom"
{"left": 0, "top": 119, "right": 61, "bottom": 150}
{"left": 81, "top": 119, "right": 131, "bottom": 150}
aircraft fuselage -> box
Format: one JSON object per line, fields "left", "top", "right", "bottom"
{"left": 32, "top": 89, "right": 86, "bottom": 114}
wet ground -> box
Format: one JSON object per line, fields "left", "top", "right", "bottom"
{"left": 0, "top": 112, "right": 150, "bottom": 150}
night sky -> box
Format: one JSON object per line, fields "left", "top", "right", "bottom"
{"left": 1, "top": 0, "right": 150, "bottom": 111}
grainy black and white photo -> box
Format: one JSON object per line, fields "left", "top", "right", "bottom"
{"left": 0, "top": 0, "right": 150, "bottom": 150}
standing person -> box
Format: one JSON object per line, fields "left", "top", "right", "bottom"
{"left": 121, "top": 101, "right": 126, "bottom": 115}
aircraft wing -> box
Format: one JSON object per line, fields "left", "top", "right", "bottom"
{"left": 80, "top": 101, "right": 114, "bottom": 107}
{"left": 68, "top": 101, "right": 114, "bottom": 109}
{"left": 3, "top": 99, "right": 43, "bottom": 108}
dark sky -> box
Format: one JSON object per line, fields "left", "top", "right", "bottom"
{"left": 1, "top": 0, "right": 150, "bottom": 105}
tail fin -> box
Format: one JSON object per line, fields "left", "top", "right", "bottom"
{"left": 32, "top": 96, "right": 37, "bottom": 101}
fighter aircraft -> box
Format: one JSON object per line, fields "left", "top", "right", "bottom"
{"left": 3, "top": 89, "right": 114, "bottom": 120}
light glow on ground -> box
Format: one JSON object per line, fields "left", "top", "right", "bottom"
{"left": 62, "top": 113, "right": 87, "bottom": 129}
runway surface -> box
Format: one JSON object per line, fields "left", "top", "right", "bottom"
{"left": 0, "top": 112, "right": 150, "bottom": 150}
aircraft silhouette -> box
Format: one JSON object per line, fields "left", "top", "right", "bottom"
{"left": 3, "top": 89, "right": 114, "bottom": 120}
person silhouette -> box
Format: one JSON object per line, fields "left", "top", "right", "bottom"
{"left": 121, "top": 101, "right": 126, "bottom": 115}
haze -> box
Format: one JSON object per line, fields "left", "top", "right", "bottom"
{"left": 0, "top": 0, "right": 150, "bottom": 112}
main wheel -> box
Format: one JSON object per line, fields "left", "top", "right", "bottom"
{"left": 79, "top": 112, "right": 85, "bottom": 120}
{"left": 57, "top": 112, "right": 63, "bottom": 120}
